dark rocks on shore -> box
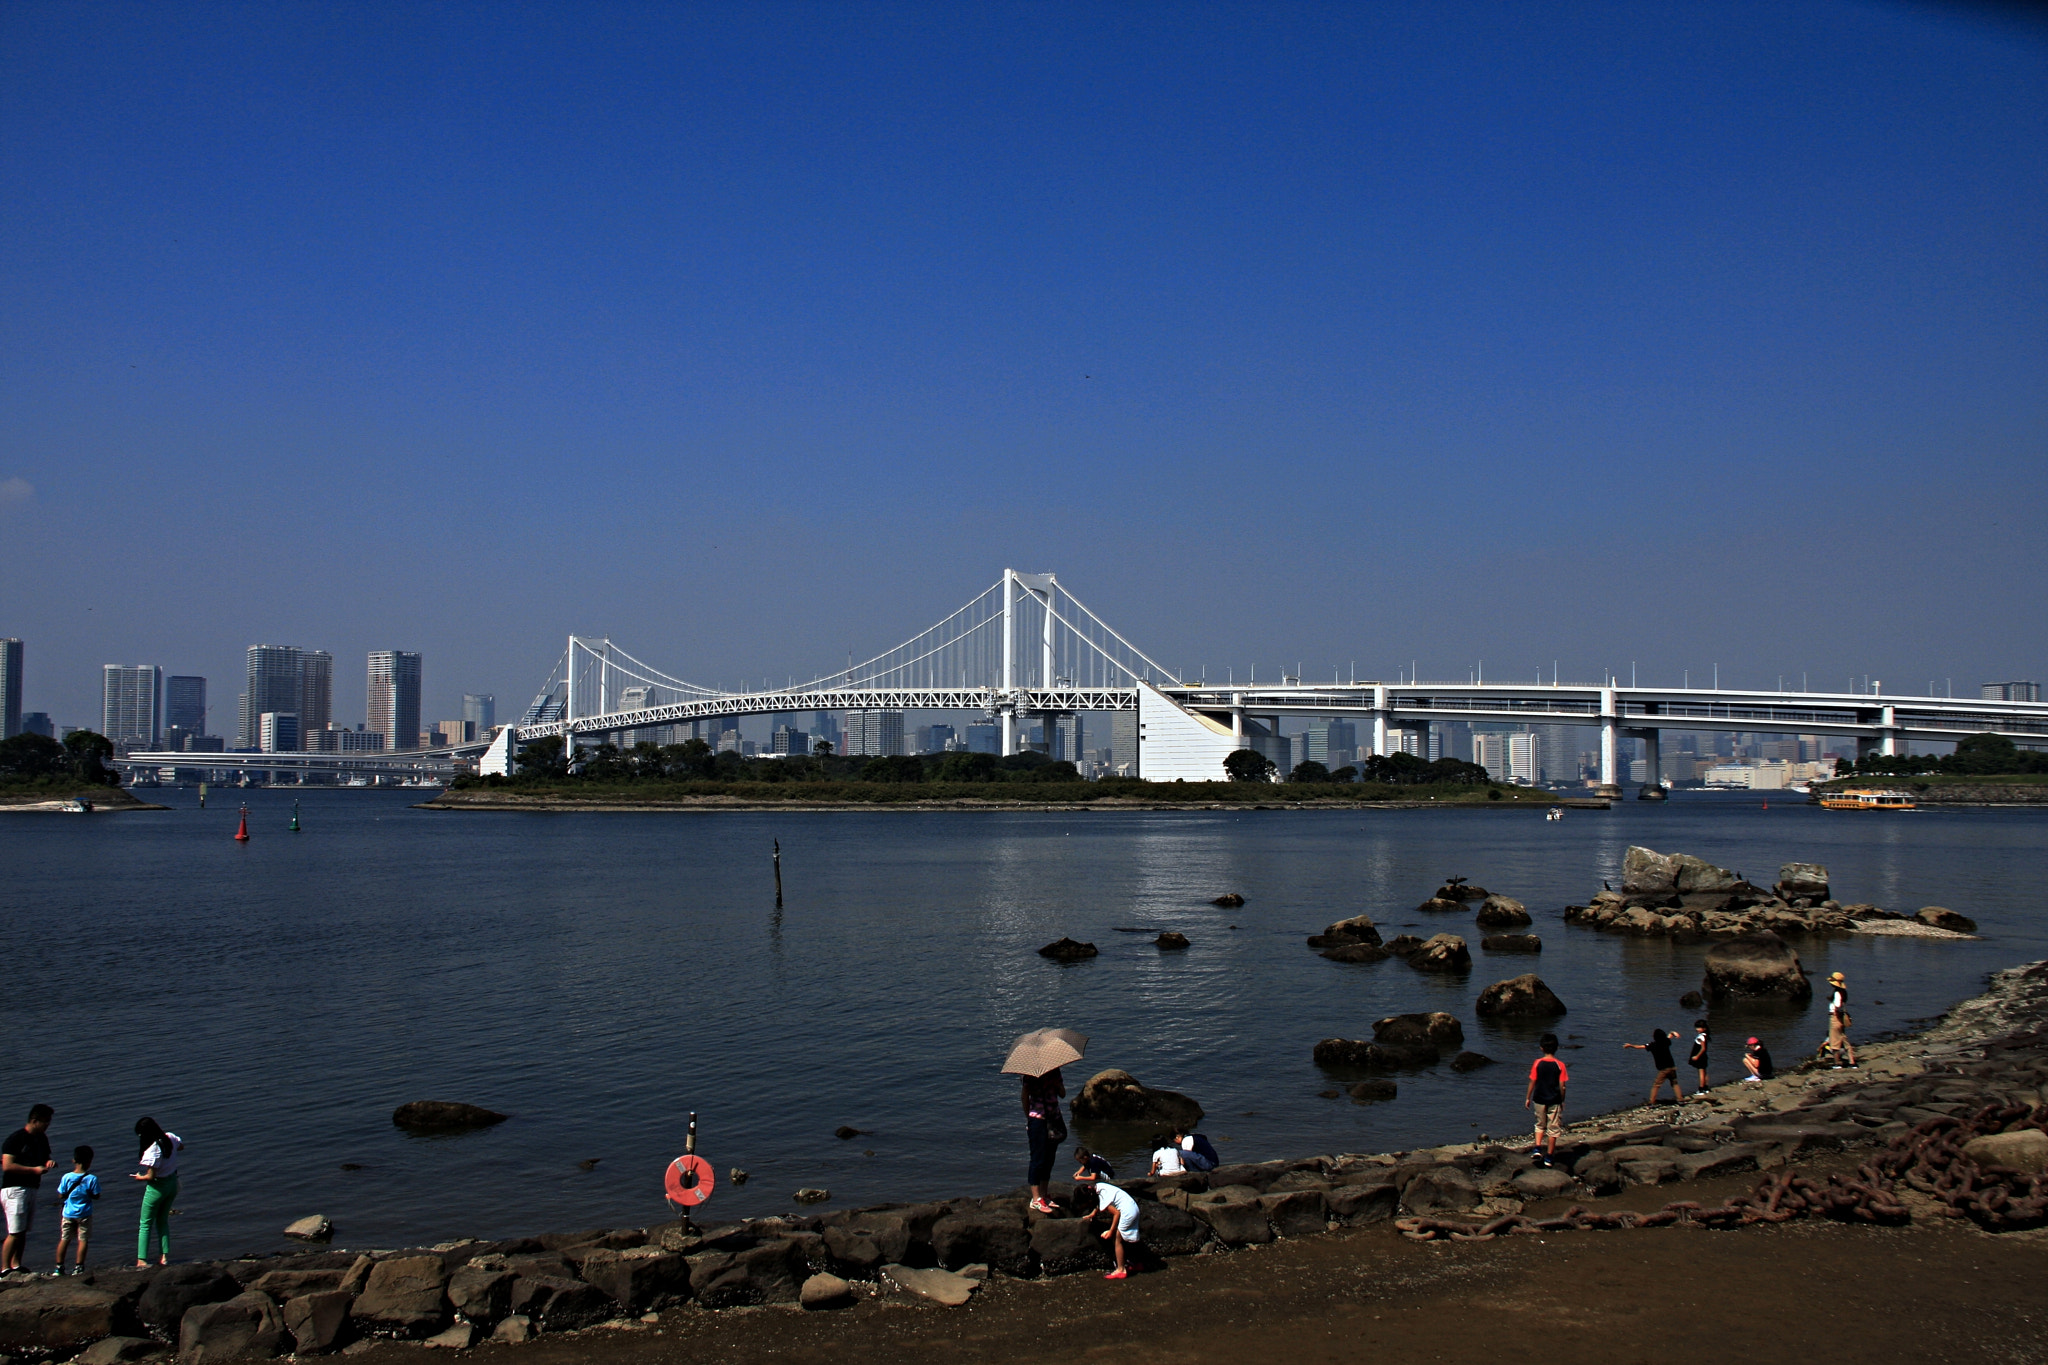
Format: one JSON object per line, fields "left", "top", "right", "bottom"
{"left": 392, "top": 1101, "right": 508, "bottom": 1133}
{"left": 1373, "top": 1012, "right": 1464, "bottom": 1048}
{"left": 1069, "top": 1069, "right": 1205, "bottom": 1126}
{"left": 1481, "top": 934, "right": 1542, "bottom": 953}
{"left": 1702, "top": 932, "right": 1812, "bottom": 1002}
{"left": 1475, "top": 974, "right": 1568, "bottom": 1017}
{"left": 181, "top": 1290, "right": 286, "bottom": 1364}
{"left": 1474, "top": 895, "right": 1532, "bottom": 929}
{"left": 1037, "top": 937, "right": 1098, "bottom": 962}
{"left": 1155, "top": 931, "right": 1191, "bottom": 950}
{"left": 1568, "top": 849, "right": 1904, "bottom": 941}
{"left": 1916, "top": 906, "right": 1978, "bottom": 934}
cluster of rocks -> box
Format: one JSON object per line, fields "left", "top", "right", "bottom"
{"left": 1564, "top": 848, "right": 1978, "bottom": 940}
{"left": 1306, "top": 915, "right": 1473, "bottom": 972}
{"left": 1067, "top": 1069, "right": 1204, "bottom": 1127}
{"left": 1311, "top": 1010, "right": 1527, "bottom": 1099}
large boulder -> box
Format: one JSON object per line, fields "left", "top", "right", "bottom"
{"left": 1320, "top": 941, "right": 1393, "bottom": 963}
{"left": 1136, "top": 1198, "right": 1207, "bottom": 1255}
{"left": 574, "top": 1248, "right": 688, "bottom": 1315}
{"left": 1621, "top": 846, "right": 1677, "bottom": 895}
{"left": 686, "top": 1241, "right": 807, "bottom": 1308}
{"left": 1915, "top": 906, "right": 1977, "bottom": 934}
{"left": 282, "top": 1290, "right": 353, "bottom": 1354}
{"left": 1401, "top": 1166, "right": 1481, "bottom": 1214}
{"left": 1962, "top": 1130, "right": 2048, "bottom": 1174}
{"left": 0, "top": 1280, "right": 136, "bottom": 1351}
{"left": 799, "top": 1273, "right": 853, "bottom": 1310}
{"left": 1436, "top": 881, "right": 1486, "bottom": 901}
{"left": 1310, "top": 914, "right": 1382, "bottom": 946}
{"left": 74, "top": 1337, "right": 163, "bottom": 1365}
{"left": 1312, "top": 1038, "right": 1438, "bottom": 1069}
{"left": 1028, "top": 1217, "right": 1112, "bottom": 1275}
{"left": 507, "top": 1275, "right": 611, "bottom": 1328}
{"left": 1069, "top": 1069, "right": 1204, "bottom": 1126}
{"left": 1037, "top": 937, "right": 1097, "bottom": 962}
{"left": 1406, "top": 934, "right": 1470, "bottom": 973}
{"left": 1327, "top": 1182, "right": 1399, "bottom": 1225}
{"left": 820, "top": 1225, "right": 885, "bottom": 1277}
{"left": 1701, "top": 932, "right": 1812, "bottom": 1002}
{"left": 137, "top": 1265, "right": 246, "bottom": 1333}
{"left": 1189, "top": 1199, "right": 1273, "bottom": 1246}
{"left": 350, "top": 1256, "right": 449, "bottom": 1337}
{"left": 1373, "top": 1012, "right": 1464, "bottom": 1048}
{"left": 1475, "top": 974, "right": 1568, "bottom": 1017}
{"left": 1348, "top": 1079, "right": 1396, "bottom": 1102}
{"left": 1415, "top": 898, "right": 1465, "bottom": 914}
{"left": 179, "top": 1290, "right": 286, "bottom": 1364}
{"left": 928, "top": 1209, "right": 1032, "bottom": 1276}
{"left": 391, "top": 1101, "right": 507, "bottom": 1132}
{"left": 1776, "top": 862, "right": 1831, "bottom": 901}
{"left": 1671, "top": 854, "right": 1742, "bottom": 894}
{"left": 1474, "top": 896, "right": 1531, "bottom": 929}
{"left": 446, "top": 1264, "right": 513, "bottom": 1325}
{"left": 1259, "top": 1190, "right": 1329, "bottom": 1237}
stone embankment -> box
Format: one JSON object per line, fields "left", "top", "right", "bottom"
{"left": 1562, "top": 848, "right": 1978, "bottom": 940}
{"left": 6, "top": 967, "right": 2043, "bottom": 1362}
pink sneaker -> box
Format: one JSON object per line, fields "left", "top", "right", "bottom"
{"left": 1030, "top": 1198, "right": 1058, "bottom": 1214}
{"left": 1104, "top": 1268, "right": 1127, "bottom": 1280}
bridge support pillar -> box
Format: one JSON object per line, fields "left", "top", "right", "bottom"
{"left": 1231, "top": 693, "right": 1244, "bottom": 740}
{"left": 1371, "top": 684, "right": 1392, "bottom": 757}
{"left": 1000, "top": 707, "right": 1016, "bottom": 756}
{"left": 1625, "top": 727, "right": 1663, "bottom": 797}
{"left": 1594, "top": 687, "right": 1622, "bottom": 797}
{"left": 1880, "top": 705, "right": 1899, "bottom": 757}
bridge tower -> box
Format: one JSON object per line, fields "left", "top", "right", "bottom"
{"left": 1000, "top": 569, "right": 1059, "bottom": 756}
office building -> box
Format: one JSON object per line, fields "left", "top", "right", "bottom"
{"left": 435, "top": 720, "right": 476, "bottom": 746}
{"left": 0, "top": 638, "right": 20, "bottom": 738}
{"left": 810, "top": 712, "right": 841, "bottom": 749}
{"left": 102, "top": 665, "right": 162, "bottom": 749}
{"left": 298, "top": 651, "right": 333, "bottom": 734}
{"left": 239, "top": 646, "right": 302, "bottom": 748}
{"left": 20, "top": 711, "right": 53, "bottom": 738}
{"left": 1110, "top": 711, "right": 1137, "bottom": 772}
{"left": 259, "top": 711, "right": 301, "bottom": 753}
{"left": 165, "top": 676, "right": 207, "bottom": 736}
{"left": 770, "top": 725, "right": 809, "bottom": 755}
{"left": 1302, "top": 719, "right": 1357, "bottom": 766}
{"left": 307, "top": 724, "right": 385, "bottom": 753}
{"left": 843, "top": 709, "right": 906, "bottom": 757}
{"left": 463, "top": 694, "right": 496, "bottom": 732}
{"left": 926, "top": 723, "right": 957, "bottom": 753}
{"left": 367, "top": 651, "right": 423, "bottom": 751}
{"left": 967, "top": 722, "right": 1001, "bottom": 755}
{"left": 1473, "top": 732, "right": 1538, "bottom": 784}
{"left": 1056, "top": 716, "right": 1082, "bottom": 764}
{"left": 1534, "top": 724, "right": 1584, "bottom": 786}
{"left": 1982, "top": 681, "right": 2041, "bottom": 703}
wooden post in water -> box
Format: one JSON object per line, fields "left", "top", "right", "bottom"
{"left": 773, "top": 838, "right": 783, "bottom": 908}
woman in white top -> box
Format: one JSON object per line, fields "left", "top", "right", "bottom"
{"left": 132, "top": 1118, "right": 182, "bottom": 1267}
{"left": 1149, "top": 1132, "right": 1186, "bottom": 1177}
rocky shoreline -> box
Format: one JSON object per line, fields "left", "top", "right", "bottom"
{"left": 6, "top": 956, "right": 2043, "bottom": 1362}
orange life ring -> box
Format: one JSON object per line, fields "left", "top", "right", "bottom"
{"left": 665, "top": 1153, "right": 715, "bottom": 1207}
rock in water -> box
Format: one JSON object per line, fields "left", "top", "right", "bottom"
{"left": 793, "top": 1188, "right": 831, "bottom": 1204}
{"left": 1373, "top": 1012, "right": 1464, "bottom": 1047}
{"left": 1320, "top": 941, "right": 1392, "bottom": 963}
{"left": 1679, "top": 991, "right": 1705, "bottom": 1009}
{"left": 1776, "top": 862, "right": 1831, "bottom": 901}
{"left": 1621, "top": 846, "right": 1678, "bottom": 895}
{"left": 1449, "top": 1051, "right": 1496, "bottom": 1072}
{"left": 282, "top": 1214, "right": 332, "bottom": 1242}
{"left": 1701, "top": 931, "right": 1812, "bottom": 1002}
{"left": 1212, "top": 893, "right": 1246, "bottom": 907}
{"left": 1069, "top": 1068, "right": 1204, "bottom": 1125}
{"left": 1475, "top": 974, "right": 1568, "bottom": 1016}
{"left": 1415, "top": 897, "right": 1464, "bottom": 914}
{"left": 1348, "top": 1079, "right": 1396, "bottom": 1102}
{"left": 833, "top": 1127, "right": 865, "bottom": 1140}
{"left": 1481, "top": 934, "right": 1542, "bottom": 953}
{"left": 1308, "top": 913, "right": 1382, "bottom": 947}
{"left": 391, "top": 1101, "right": 508, "bottom": 1132}
{"left": 1474, "top": 895, "right": 1532, "bottom": 928}
{"left": 1406, "top": 934, "right": 1470, "bottom": 972}
{"left": 1037, "top": 937, "right": 1098, "bottom": 962}
{"left": 729, "top": 1167, "right": 750, "bottom": 1184}
{"left": 1155, "top": 931, "right": 1191, "bottom": 949}
{"left": 1915, "top": 906, "right": 1977, "bottom": 934}
{"left": 1670, "top": 853, "right": 1741, "bottom": 893}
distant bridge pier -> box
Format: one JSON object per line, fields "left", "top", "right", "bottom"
{"left": 1371, "top": 684, "right": 1392, "bottom": 757}
{"left": 1625, "top": 727, "right": 1661, "bottom": 790}
{"left": 1000, "top": 705, "right": 1017, "bottom": 756}
{"left": 1595, "top": 688, "right": 1622, "bottom": 797}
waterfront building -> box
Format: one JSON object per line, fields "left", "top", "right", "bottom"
{"left": 1534, "top": 723, "right": 1582, "bottom": 785}
{"left": 166, "top": 675, "right": 207, "bottom": 736}
{"left": 843, "top": 709, "right": 906, "bottom": 757}
{"left": 463, "top": 693, "right": 496, "bottom": 732}
{"left": 0, "top": 637, "right": 21, "bottom": 738}
{"left": 239, "top": 646, "right": 302, "bottom": 749}
{"left": 102, "top": 664, "right": 162, "bottom": 749}
{"left": 1982, "top": 681, "right": 2041, "bottom": 703}
{"left": 367, "top": 650, "right": 423, "bottom": 751}
{"left": 259, "top": 711, "right": 301, "bottom": 753}
{"left": 1473, "top": 732, "right": 1538, "bottom": 784}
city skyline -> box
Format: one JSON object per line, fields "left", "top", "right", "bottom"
{"left": 2, "top": 5, "right": 2043, "bottom": 725}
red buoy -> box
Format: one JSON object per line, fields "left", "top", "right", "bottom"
{"left": 235, "top": 804, "right": 250, "bottom": 842}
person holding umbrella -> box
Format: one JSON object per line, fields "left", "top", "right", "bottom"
{"left": 1003, "top": 1028, "right": 1085, "bottom": 1215}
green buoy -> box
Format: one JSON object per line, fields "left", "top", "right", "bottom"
{"left": 290, "top": 799, "right": 301, "bottom": 832}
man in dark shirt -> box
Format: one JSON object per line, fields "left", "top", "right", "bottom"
{"left": 1, "top": 1104, "right": 56, "bottom": 1275}
{"left": 1523, "top": 1033, "right": 1570, "bottom": 1166}
{"left": 1624, "top": 1029, "right": 1686, "bottom": 1105}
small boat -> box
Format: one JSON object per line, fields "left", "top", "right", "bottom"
{"left": 1818, "top": 787, "right": 1916, "bottom": 811}
{"left": 58, "top": 798, "right": 93, "bottom": 814}
{"left": 1544, "top": 806, "right": 1565, "bottom": 821}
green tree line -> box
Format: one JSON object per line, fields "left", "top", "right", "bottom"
{"left": 1841, "top": 732, "right": 2048, "bottom": 778}
{"left": 0, "top": 730, "right": 121, "bottom": 789}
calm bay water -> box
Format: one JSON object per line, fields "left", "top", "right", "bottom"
{"left": 3, "top": 789, "right": 2042, "bottom": 1262}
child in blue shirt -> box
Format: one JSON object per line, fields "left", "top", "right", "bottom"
{"left": 54, "top": 1147, "right": 98, "bottom": 1276}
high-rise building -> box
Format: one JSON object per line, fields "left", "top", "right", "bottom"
{"left": 927, "top": 724, "right": 957, "bottom": 752}
{"left": 1982, "top": 681, "right": 2042, "bottom": 703}
{"left": 166, "top": 676, "right": 207, "bottom": 736}
{"left": 1109, "top": 711, "right": 1137, "bottom": 772}
{"left": 240, "top": 646, "right": 302, "bottom": 748}
{"left": 463, "top": 694, "right": 496, "bottom": 732}
{"left": 967, "top": 722, "right": 1002, "bottom": 755}
{"left": 843, "top": 710, "right": 905, "bottom": 757}
{"left": 0, "top": 638, "right": 20, "bottom": 739}
{"left": 1302, "top": 719, "right": 1358, "bottom": 766}
{"left": 102, "top": 665, "right": 163, "bottom": 748}
{"left": 1473, "top": 732, "right": 1538, "bottom": 784}
{"left": 367, "top": 651, "right": 423, "bottom": 752}
{"left": 299, "top": 651, "right": 333, "bottom": 734}
{"left": 770, "top": 725, "right": 809, "bottom": 755}
{"left": 1534, "top": 724, "right": 1583, "bottom": 786}
{"left": 259, "top": 711, "right": 301, "bottom": 753}
{"left": 20, "top": 712, "right": 54, "bottom": 739}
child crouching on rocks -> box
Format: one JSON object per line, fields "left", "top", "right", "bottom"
{"left": 1074, "top": 1150, "right": 1140, "bottom": 1281}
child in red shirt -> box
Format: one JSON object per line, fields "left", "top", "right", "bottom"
{"left": 1524, "top": 1034, "right": 1569, "bottom": 1166}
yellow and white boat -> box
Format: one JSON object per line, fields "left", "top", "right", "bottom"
{"left": 1818, "top": 787, "right": 1916, "bottom": 810}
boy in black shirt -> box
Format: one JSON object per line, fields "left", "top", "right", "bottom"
{"left": 1523, "top": 1034, "right": 1570, "bottom": 1166}
{"left": 1624, "top": 1029, "right": 1685, "bottom": 1104}
{"left": 1, "top": 1104, "right": 56, "bottom": 1275}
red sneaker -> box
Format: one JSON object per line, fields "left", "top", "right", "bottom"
{"left": 1104, "top": 1268, "right": 1127, "bottom": 1280}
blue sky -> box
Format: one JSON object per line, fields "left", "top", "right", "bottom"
{"left": 2, "top": 2, "right": 2043, "bottom": 730}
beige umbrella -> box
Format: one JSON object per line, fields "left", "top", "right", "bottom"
{"left": 1002, "top": 1027, "right": 1088, "bottom": 1077}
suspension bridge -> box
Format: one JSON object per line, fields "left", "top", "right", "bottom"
{"left": 122, "top": 568, "right": 2048, "bottom": 790}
